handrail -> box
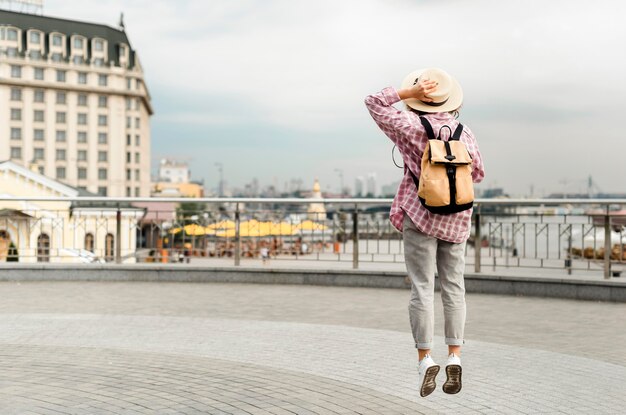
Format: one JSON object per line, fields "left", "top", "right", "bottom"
{"left": 0, "top": 196, "right": 625, "bottom": 205}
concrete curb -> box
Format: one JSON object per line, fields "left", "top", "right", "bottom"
{"left": 0, "top": 264, "right": 624, "bottom": 302}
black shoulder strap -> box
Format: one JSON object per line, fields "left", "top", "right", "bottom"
{"left": 451, "top": 123, "right": 464, "bottom": 141}
{"left": 419, "top": 117, "right": 437, "bottom": 141}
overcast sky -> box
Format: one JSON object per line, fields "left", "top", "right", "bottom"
{"left": 44, "top": 0, "right": 626, "bottom": 196}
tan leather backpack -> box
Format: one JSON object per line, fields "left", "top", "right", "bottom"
{"left": 406, "top": 117, "right": 474, "bottom": 214}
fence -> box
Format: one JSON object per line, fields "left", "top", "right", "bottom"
{"left": 0, "top": 197, "right": 624, "bottom": 279}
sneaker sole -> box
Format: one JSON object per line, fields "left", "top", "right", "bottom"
{"left": 443, "top": 364, "right": 462, "bottom": 394}
{"left": 420, "top": 365, "right": 440, "bottom": 397}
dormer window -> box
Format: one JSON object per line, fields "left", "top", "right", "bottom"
{"left": 94, "top": 39, "right": 104, "bottom": 51}
{"left": 7, "top": 28, "right": 18, "bottom": 41}
{"left": 73, "top": 37, "right": 84, "bottom": 49}
{"left": 52, "top": 34, "right": 63, "bottom": 46}
{"left": 29, "top": 31, "right": 41, "bottom": 44}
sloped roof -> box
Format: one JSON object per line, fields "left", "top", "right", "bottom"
{"left": 0, "top": 9, "right": 135, "bottom": 68}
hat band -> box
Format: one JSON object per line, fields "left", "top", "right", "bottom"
{"left": 422, "top": 97, "right": 449, "bottom": 107}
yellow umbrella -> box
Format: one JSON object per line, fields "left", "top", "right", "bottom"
{"left": 169, "top": 226, "right": 183, "bottom": 234}
{"left": 206, "top": 220, "right": 236, "bottom": 230}
{"left": 269, "top": 222, "right": 298, "bottom": 236}
{"left": 184, "top": 224, "right": 215, "bottom": 236}
{"left": 296, "top": 220, "right": 328, "bottom": 231}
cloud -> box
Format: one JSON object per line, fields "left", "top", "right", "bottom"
{"left": 44, "top": 0, "right": 626, "bottom": 194}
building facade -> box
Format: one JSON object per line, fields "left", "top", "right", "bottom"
{"left": 0, "top": 9, "right": 153, "bottom": 197}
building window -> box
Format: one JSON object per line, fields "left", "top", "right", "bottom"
{"left": 126, "top": 117, "right": 132, "bottom": 128}
{"left": 56, "top": 167, "right": 66, "bottom": 179}
{"left": 135, "top": 117, "right": 140, "bottom": 128}
{"left": 34, "top": 89, "right": 44, "bottom": 102}
{"left": 126, "top": 152, "right": 131, "bottom": 163}
{"left": 10, "top": 128, "right": 21, "bottom": 140}
{"left": 7, "top": 28, "right": 18, "bottom": 41}
{"left": 94, "top": 39, "right": 104, "bottom": 51}
{"left": 98, "top": 133, "right": 107, "bottom": 144}
{"left": 10, "top": 88, "right": 22, "bottom": 101}
{"left": 98, "top": 151, "right": 107, "bottom": 162}
{"left": 78, "top": 168, "right": 87, "bottom": 179}
{"left": 34, "top": 148, "right": 44, "bottom": 160}
{"left": 10, "top": 108, "right": 21, "bottom": 121}
{"left": 56, "top": 70, "right": 66, "bottom": 82}
{"left": 135, "top": 79, "right": 140, "bottom": 90}
{"left": 56, "top": 91, "right": 66, "bottom": 104}
{"left": 7, "top": 47, "right": 18, "bottom": 57}
{"left": 73, "top": 37, "right": 84, "bottom": 49}
{"left": 78, "top": 72, "right": 87, "bottom": 84}
{"left": 136, "top": 98, "right": 141, "bottom": 110}
{"left": 37, "top": 234, "right": 50, "bottom": 262}
{"left": 72, "top": 56, "right": 84, "bottom": 65}
{"left": 98, "top": 96, "right": 107, "bottom": 108}
{"left": 56, "top": 149, "right": 66, "bottom": 161}
{"left": 77, "top": 113, "right": 87, "bottom": 125}
{"left": 78, "top": 94, "right": 87, "bottom": 106}
{"left": 34, "top": 67, "right": 44, "bottom": 80}
{"left": 77, "top": 150, "right": 87, "bottom": 161}
{"left": 34, "top": 129, "right": 44, "bottom": 141}
{"left": 98, "top": 168, "right": 107, "bottom": 180}
{"left": 77, "top": 131, "right": 87, "bottom": 143}
{"left": 98, "top": 74, "right": 108, "bottom": 86}
{"left": 135, "top": 187, "right": 140, "bottom": 197}
{"left": 135, "top": 152, "right": 140, "bottom": 163}
{"left": 51, "top": 53, "right": 63, "bottom": 62}
{"left": 98, "top": 115, "right": 107, "bottom": 126}
{"left": 56, "top": 111, "right": 66, "bottom": 124}
{"left": 126, "top": 78, "right": 132, "bottom": 90}
{"left": 52, "top": 34, "right": 62, "bottom": 46}
{"left": 104, "top": 233, "right": 114, "bottom": 260}
{"left": 56, "top": 130, "right": 66, "bottom": 142}
{"left": 84, "top": 233, "right": 94, "bottom": 252}
{"left": 34, "top": 110, "right": 44, "bottom": 122}
{"left": 11, "top": 65, "right": 21, "bottom": 78}
{"left": 135, "top": 135, "right": 141, "bottom": 146}
{"left": 29, "top": 31, "right": 41, "bottom": 44}
{"left": 126, "top": 187, "right": 131, "bottom": 197}
{"left": 99, "top": 187, "right": 108, "bottom": 197}
{"left": 10, "top": 147, "right": 22, "bottom": 159}
{"left": 135, "top": 169, "right": 140, "bottom": 180}
{"left": 93, "top": 58, "right": 105, "bottom": 67}
{"left": 126, "top": 135, "right": 131, "bottom": 146}
{"left": 125, "top": 98, "right": 131, "bottom": 110}
{"left": 126, "top": 169, "right": 131, "bottom": 180}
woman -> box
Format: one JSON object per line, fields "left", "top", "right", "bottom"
{"left": 364, "top": 68, "right": 485, "bottom": 397}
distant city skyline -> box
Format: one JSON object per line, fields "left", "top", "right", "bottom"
{"left": 41, "top": 0, "right": 626, "bottom": 197}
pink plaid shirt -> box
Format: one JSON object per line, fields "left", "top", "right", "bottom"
{"left": 365, "top": 87, "right": 485, "bottom": 243}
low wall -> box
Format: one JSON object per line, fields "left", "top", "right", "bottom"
{"left": 0, "top": 264, "right": 624, "bottom": 302}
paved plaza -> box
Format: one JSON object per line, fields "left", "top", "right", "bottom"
{"left": 0, "top": 281, "right": 625, "bottom": 414}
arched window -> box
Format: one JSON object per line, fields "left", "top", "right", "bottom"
{"left": 105, "top": 233, "right": 114, "bottom": 261}
{"left": 37, "top": 233, "right": 50, "bottom": 262}
{"left": 85, "top": 233, "right": 94, "bottom": 253}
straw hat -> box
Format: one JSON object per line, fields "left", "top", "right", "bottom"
{"left": 401, "top": 68, "right": 463, "bottom": 113}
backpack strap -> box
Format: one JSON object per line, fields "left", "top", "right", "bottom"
{"left": 419, "top": 117, "right": 437, "bottom": 140}
{"left": 450, "top": 123, "right": 464, "bottom": 141}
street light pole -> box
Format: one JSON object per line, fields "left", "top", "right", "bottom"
{"left": 215, "top": 162, "right": 224, "bottom": 197}
{"left": 334, "top": 168, "right": 344, "bottom": 195}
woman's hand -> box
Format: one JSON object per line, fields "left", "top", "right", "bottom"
{"left": 398, "top": 79, "right": 438, "bottom": 102}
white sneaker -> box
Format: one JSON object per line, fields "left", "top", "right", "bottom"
{"left": 443, "top": 353, "right": 462, "bottom": 394}
{"left": 418, "top": 355, "right": 440, "bottom": 397}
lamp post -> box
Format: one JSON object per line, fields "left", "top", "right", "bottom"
{"left": 334, "top": 168, "right": 344, "bottom": 196}
{"left": 215, "top": 162, "right": 224, "bottom": 197}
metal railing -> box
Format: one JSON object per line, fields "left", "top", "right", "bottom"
{"left": 0, "top": 197, "right": 624, "bottom": 279}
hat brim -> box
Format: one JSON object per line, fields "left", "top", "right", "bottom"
{"left": 400, "top": 69, "right": 463, "bottom": 113}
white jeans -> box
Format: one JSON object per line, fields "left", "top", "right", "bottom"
{"left": 403, "top": 215, "right": 467, "bottom": 349}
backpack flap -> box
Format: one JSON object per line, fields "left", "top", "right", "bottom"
{"left": 428, "top": 140, "right": 472, "bottom": 165}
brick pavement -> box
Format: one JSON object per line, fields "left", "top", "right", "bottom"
{"left": 1, "top": 281, "right": 625, "bottom": 414}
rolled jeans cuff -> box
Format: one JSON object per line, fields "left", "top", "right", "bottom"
{"left": 445, "top": 337, "right": 465, "bottom": 346}
{"left": 415, "top": 342, "right": 433, "bottom": 349}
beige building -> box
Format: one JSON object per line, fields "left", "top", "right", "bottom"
{"left": 151, "top": 159, "right": 204, "bottom": 198}
{"left": 0, "top": 160, "right": 144, "bottom": 263}
{"left": 0, "top": 9, "right": 153, "bottom": 197}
